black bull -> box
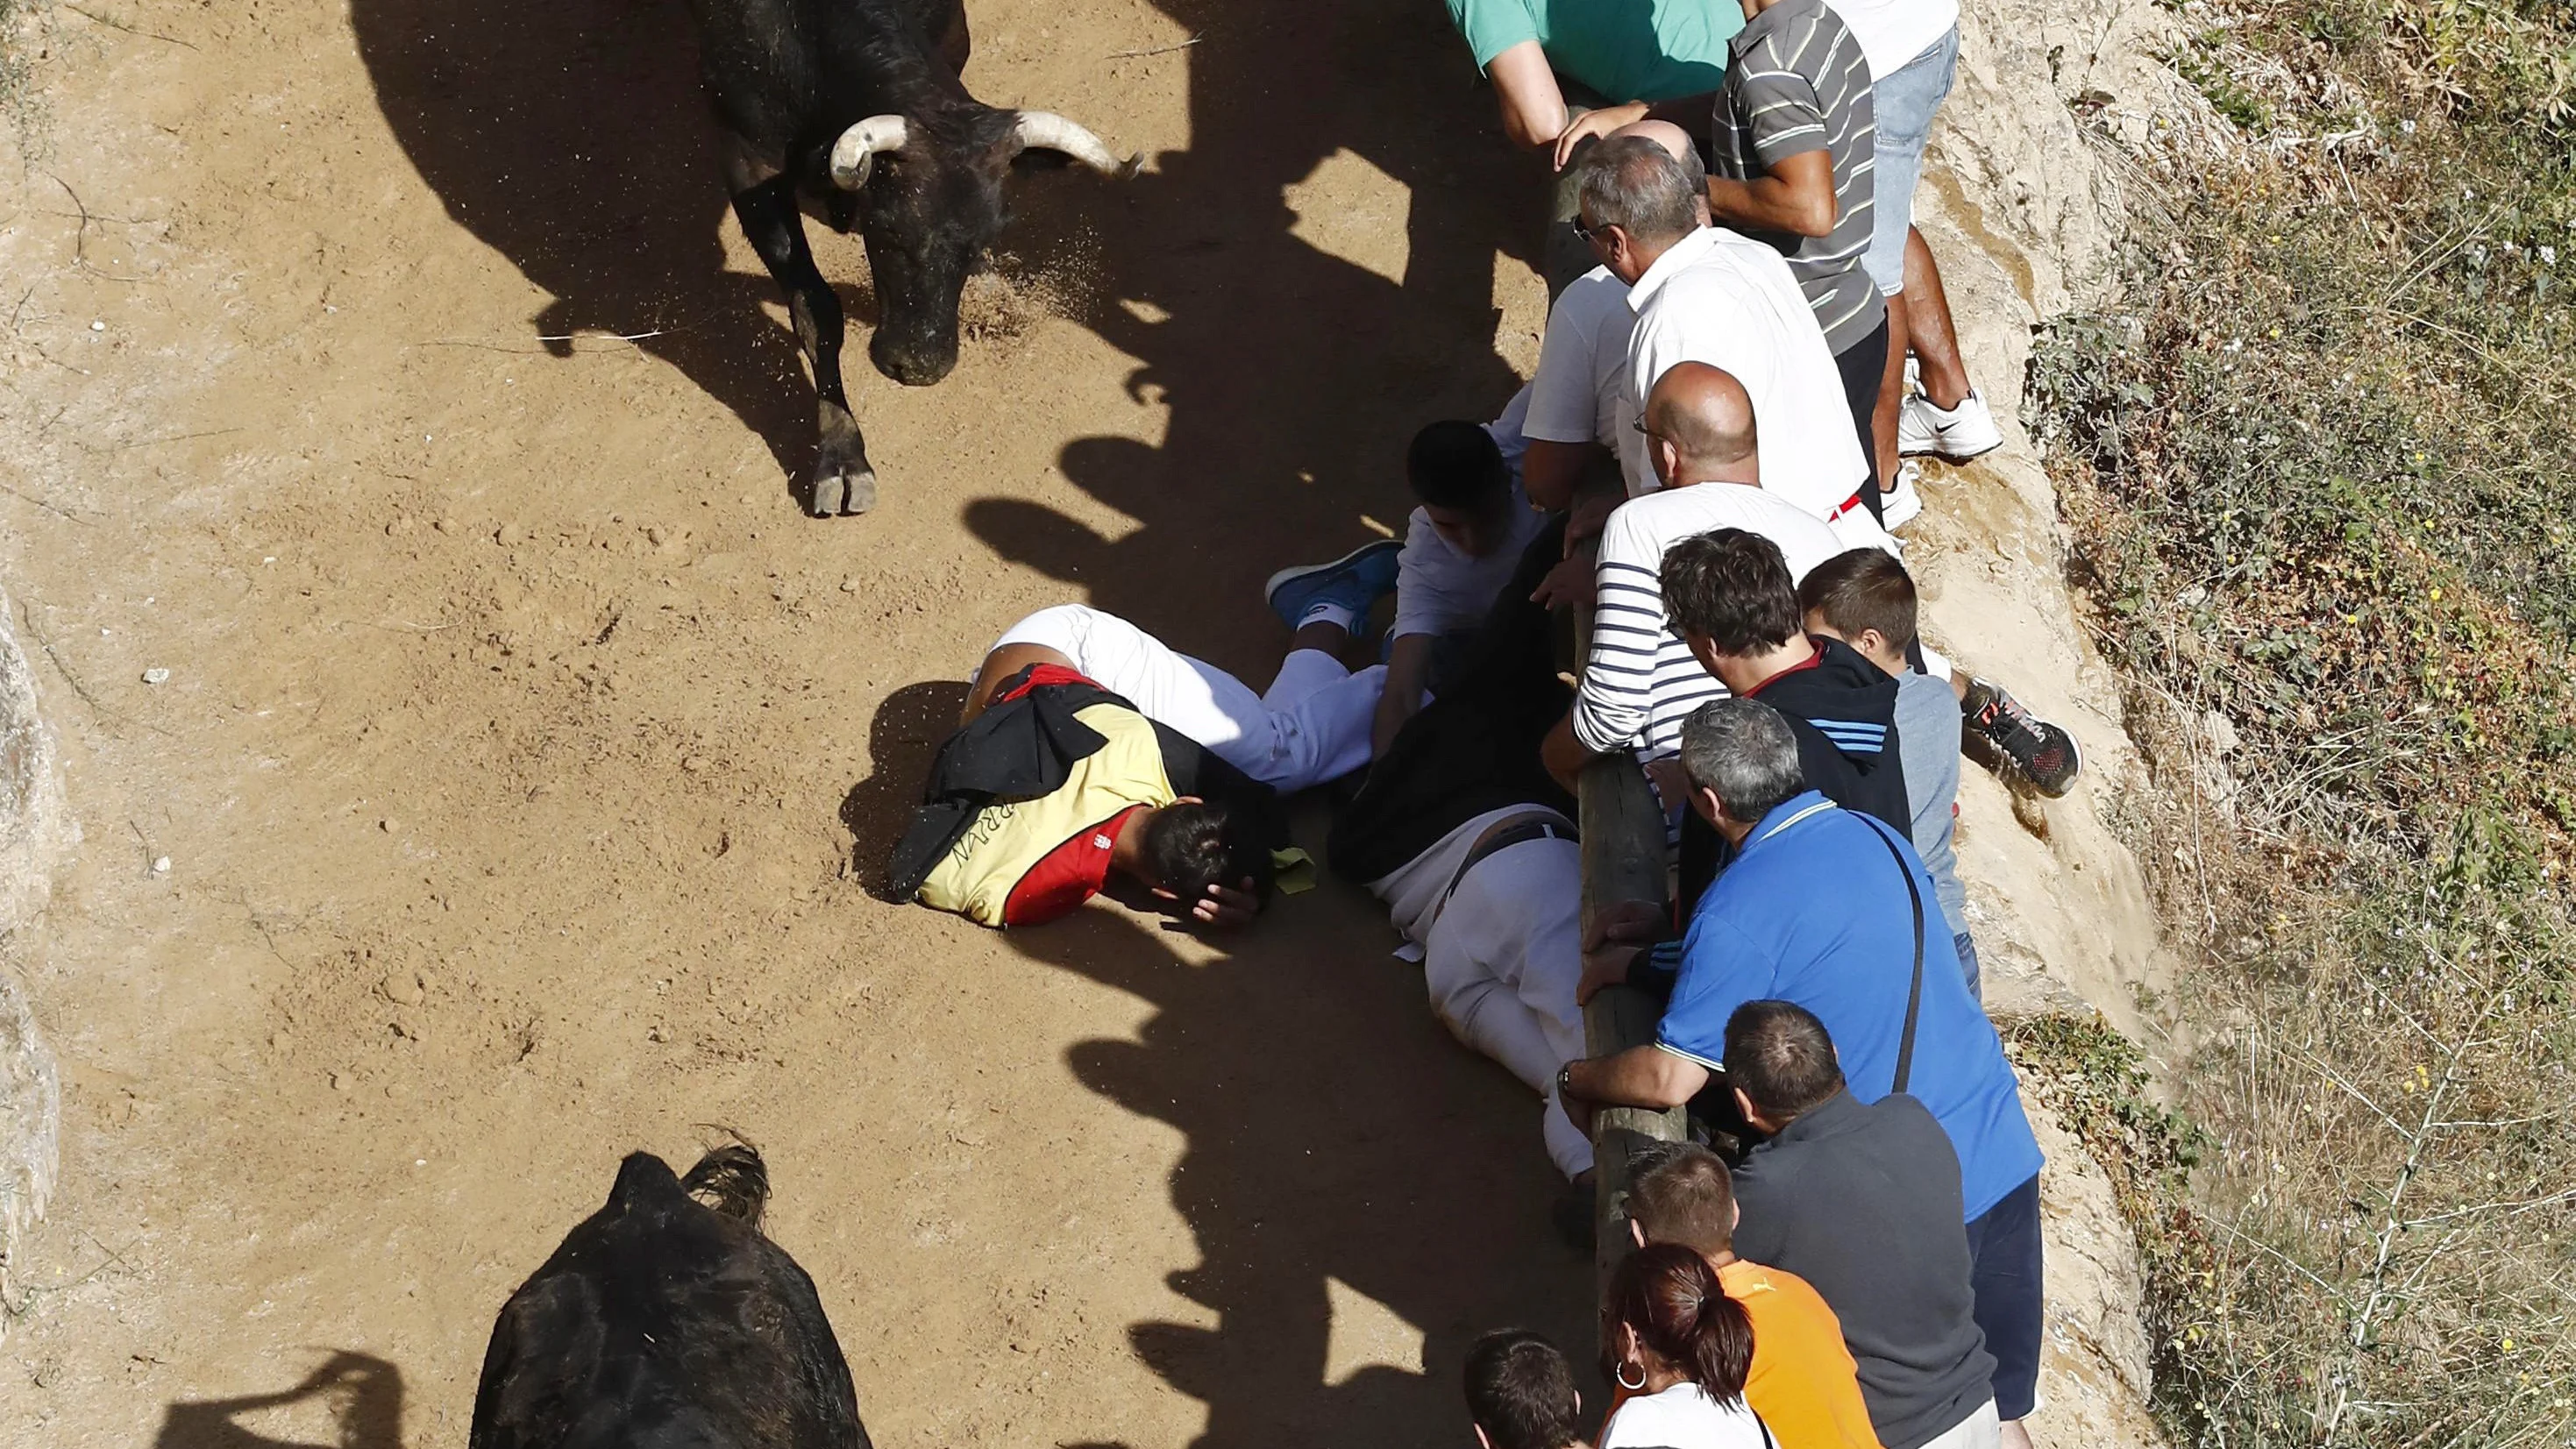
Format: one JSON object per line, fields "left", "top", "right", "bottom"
{"left": 355, "top": 0, "right": 1132, "bottom": 519}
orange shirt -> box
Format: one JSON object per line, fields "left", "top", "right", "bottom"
{"left": 1721, "top": 1259, "right": 1883, "bottom": 1449}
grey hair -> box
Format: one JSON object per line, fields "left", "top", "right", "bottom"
{"left": 1576, "top": 136, "right": 1704, "bottom": 246}
{"left": 1677, "top": 699, "right": 1806, "bottom": 823}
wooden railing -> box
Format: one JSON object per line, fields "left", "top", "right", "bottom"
{"left": 1567, "top": 600, "right": 1687, "bottom": 1318}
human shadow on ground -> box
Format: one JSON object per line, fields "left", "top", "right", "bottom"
{"left": 153, "top": 1351, "right": 403, "bottom": 1449}
{"left": 1011, "top": 903, "right": 1593, "bottom": 1449}
{"left": 937, "top": 0, "right": 1585, "bottom": 1438}
{"left": 965, "top": 0, "right": 1539, "bottom": 670}
{"left": 350, "top": 0, "right": 1128, "bottom": 509}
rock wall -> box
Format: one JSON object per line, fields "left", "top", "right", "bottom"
{"left": 0, "top": 590, "right": 69, "bottom": 1339}
{"left": 1912, "top": 0, "right": 2192, "bottom": 1442}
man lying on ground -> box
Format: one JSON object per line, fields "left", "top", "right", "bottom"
{"left": 889, "top": 662, "right": 1286, "bottom": 930}
{"left": 1332, "top": 518, "right": 1592, "bottom": 1183}
{"left": 1798, "top": 546, "right": 1982, "bottom": 996}
{"left": 1560, "top": 701, "right": 2044, "bottom": 1448}
{"left": 1375, "top": 421, "right": 1549, "bottom": 753}
{"left": 1626, "top": 1141, "right": 1885, "bottom": 1449}
{"left": 1541, "top": 361, "right": 1895, "bottom": 792}
{"left": 964, "top": 543, "right": 1398, "bottom": 798}
{"left": 1721, "top": 1001, "right": 2022, "bottom": 1449}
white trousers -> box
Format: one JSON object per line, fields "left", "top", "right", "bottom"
{"left": 1423, "top": 836, "right": 1592, "bottom": 1178}
{"left": 993, "top": 605, "right": 1385, "bottom": 794}
{"left": 1917, "top": 1397, "right": 2000, "bottom": 1449}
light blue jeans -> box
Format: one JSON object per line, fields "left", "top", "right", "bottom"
{"left": 1865, "top": 25, "right": 1961, "bottom": 295}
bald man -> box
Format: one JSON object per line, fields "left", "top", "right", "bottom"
{"left": 1546, "top": 361, "right": 1893, "bottom": 785}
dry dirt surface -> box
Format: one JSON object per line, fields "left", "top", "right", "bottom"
{"left": 0, "top": 0, "right": 1605, "bottom": 1441}
{"left": 0, "top": 0, "right": 2190, "bottom": 1443}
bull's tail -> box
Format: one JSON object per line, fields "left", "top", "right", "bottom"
{"left": 680, "top": 1133, "right": 769, "bottom": 1229}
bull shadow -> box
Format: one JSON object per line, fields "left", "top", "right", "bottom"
{"left": 352, "top": 0, "right": 813, "bottom": 494}
{"left": 153, "top": 1351, "right": 404, "bottom": 1449}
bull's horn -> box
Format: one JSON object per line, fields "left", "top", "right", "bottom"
{"left": 828, "top": 115, "right": 910, "bottom": 189}
{"left": 1009, "top": 112, "right": 1142, "bottom": 177}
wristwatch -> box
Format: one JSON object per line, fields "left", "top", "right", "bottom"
{"left": 1555, "top": 1062, "right": 1577, "bottom": 1101}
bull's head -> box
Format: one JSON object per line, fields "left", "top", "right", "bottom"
{"left": 827, "top": 110, "right": 1138, "bottom": 387}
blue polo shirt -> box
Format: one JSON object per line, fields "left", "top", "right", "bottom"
{"left": 1655, "top": 791, "right": 2043, "bottom": 1221}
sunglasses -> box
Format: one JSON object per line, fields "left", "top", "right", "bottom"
{"left": 1574, "top": 217, "right": 1612, "bottom": 245}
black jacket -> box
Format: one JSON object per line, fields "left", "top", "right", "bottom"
{"left": 1682, "top": 635, "right": 1909, "bottom": 908}
{"left": 1327, "top": 519, "right": 1576, "bottom": 883}
{"left": 886, "top": 668, "right": 1287, "bottom": 900}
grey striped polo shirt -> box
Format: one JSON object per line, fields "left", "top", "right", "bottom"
{"left": 1714, "top": 0, "right": 1886, "bottom": 354}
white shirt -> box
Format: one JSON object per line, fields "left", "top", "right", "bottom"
{"left": 1391, "top": 483, "right": 1548, "bottom": 642}
{"left": 1525, "top": 266, "right": 1639, "bottom": 467}
{"left": 1623, "top": 227, "right": 1872, "bottom": 522}
{"left": 1825, "top": 0, "right": 1960, "bottom": 79}
{"left": 1370, "top": 806, "right": 1541, "bottom": 945}
{"left": 1600, "top": 1382, "right": 1773, "bottom": 1449}
{"left": 1571, "top": 482, "right": 1854, "bottom": 759}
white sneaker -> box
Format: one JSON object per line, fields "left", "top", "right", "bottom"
{"left": 1878, "top": 459, "right": 1925, "bottom": 530}
{"left": 1899, "top": 387, "right": 2005, "bottom": 461}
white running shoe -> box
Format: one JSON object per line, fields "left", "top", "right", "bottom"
{"left": 1899, "top": 387, "right": 2005, "bottom": 461}
{"left": 1879, "top": 459, "right": 1925, "bottom": 530}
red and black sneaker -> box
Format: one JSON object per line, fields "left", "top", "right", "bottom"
{"left": 1962, "top": 678, "right": 2082, "bottom": 797}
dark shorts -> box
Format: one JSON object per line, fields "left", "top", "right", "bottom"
{"left": 1965, "top": 1172, "right": 2044, "bottom": 1420}
{"left": 1833, "top": 315, "right": 1892, "bottom": 520}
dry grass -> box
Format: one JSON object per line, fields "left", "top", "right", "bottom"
{"left": 2029, "top": 0, "right": 2576, "bottom": 1442}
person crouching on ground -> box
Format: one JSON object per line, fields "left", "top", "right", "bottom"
{"left": 1598, "top": 1242, "right": 1770, "bottom": 1448}
{"left": 888, "top": 661, "right": 1285, "bottom": 929}
{"left": 1376, "top": 420, "right": 1550, "bottom": 752}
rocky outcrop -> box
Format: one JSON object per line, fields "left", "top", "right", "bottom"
{"left": 1911, "top": 0, "right": 2193, "bottom": 1442}
{"left": 0, "top": 591, "right": 69, "bottom": 1339}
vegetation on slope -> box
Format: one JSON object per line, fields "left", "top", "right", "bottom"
{"left": 2029, "top": 1, "right": 2576, "bottom": 1442}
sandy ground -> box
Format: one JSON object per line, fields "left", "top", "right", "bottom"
{"left": 0, "top": 0, "right": 2197, "bottom": 1443}
{"left": 0, "top": 0, "right": 1612, "bottom": 1442}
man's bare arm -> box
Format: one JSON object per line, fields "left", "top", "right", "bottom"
{"left": 1485, "top": 41, "right": 1571, "bottom": 148}
{"left": 1566, "top": 1043, "right": 1710, "bottom": 1111}
{"left": 1704, "top": 149, "right": 1838, "bottom": 238}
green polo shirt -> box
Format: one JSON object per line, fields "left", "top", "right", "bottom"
{"left": 1448, "top": 0, "right": 1741, "bottom": 104}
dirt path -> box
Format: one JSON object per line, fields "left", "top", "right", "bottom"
{"left": 0, "top": 0, "right": 1600, "bottom": 1442}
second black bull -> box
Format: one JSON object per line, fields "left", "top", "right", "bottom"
{"left": 356, "top": 0, "right": 1135, "bottom": 519}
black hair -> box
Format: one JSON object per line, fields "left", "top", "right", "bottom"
{"left": 1407, "top": 421, "right": 1510, "bottom": 511}
{"left": 1140, "top": 800, "right": 1273, "bottom": 904}
{"left": 1661, "top": 529, "right": 1800, "bottom": 656}
{"left": 1797, "top": 547, "right": 1919, "bottom": 654}
{"left": 1462, "top": 1330, "right": 1583, "bottom": 1449}
{"left": 1722, "top": 1000, "right": 1846, "bottom": 1121}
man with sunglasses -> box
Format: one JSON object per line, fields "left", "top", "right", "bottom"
{"left": 1574, "top": 134, "right": 1875, "bottom": 533}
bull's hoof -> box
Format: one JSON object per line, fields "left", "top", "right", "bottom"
{"left": 808, "top": 466, "right": 878, "bottom": 518}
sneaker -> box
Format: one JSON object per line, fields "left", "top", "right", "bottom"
{"left": 1899, "top": 387, "right": 2005, "bottom": 462}
{"left": 1265, "top": 540, "right": 1402, "bottom": 632}
{"left": 1961, "top": 678, "right": 2082, "bottom": 797}
{"left": 1878, "top": 459, "right": 1925, "bottom": 530}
